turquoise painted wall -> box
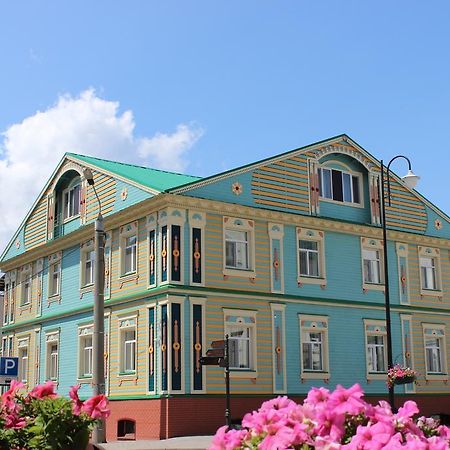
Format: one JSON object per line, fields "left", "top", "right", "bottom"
{"left": 284, "top": 302, "right": 402, "bottom": 394}
{"left": 2, "top": 227, "right": 26, "bottom": 260}
{"left": 114, "top": 179, "right": 153, "bottom": 214}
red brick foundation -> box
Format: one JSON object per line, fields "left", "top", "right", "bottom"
{"left": 106, "top": 393, "right": 450, "bottom": 441}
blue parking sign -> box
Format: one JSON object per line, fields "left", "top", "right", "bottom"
{"left": 0, "top": 357, "right": 19, "bottom": 377}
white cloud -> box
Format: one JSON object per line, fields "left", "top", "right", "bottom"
{"left": 137, "top": 123, "right": 204, "bottom": 172}
{"left": 0, "top": 89, "right": 203, "bottom": 254}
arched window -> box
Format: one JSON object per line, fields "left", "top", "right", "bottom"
{"left": 117, "top": 419, "right": 136, "bottom": 440}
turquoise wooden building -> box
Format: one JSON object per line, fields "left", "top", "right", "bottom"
{"left": 0, "top": 135, "right": 449, "bottom": 440}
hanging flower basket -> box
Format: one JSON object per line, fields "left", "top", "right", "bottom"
{"left": 387, "top": 364, "right": 417, "bottom": 388}
{"left": 394, "top": 374, "right": 416, "bottom": 385}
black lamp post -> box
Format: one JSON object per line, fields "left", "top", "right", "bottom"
{"left": 380, "top": 156, "right": 420, "bottom": 410}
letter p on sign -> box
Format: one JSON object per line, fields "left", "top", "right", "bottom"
{"left": 0, "top": 357, "right": 19, "bottom": 377}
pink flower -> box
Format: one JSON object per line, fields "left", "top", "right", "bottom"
{"left": 347, "top": 421, "right": 395, "bottom": 450}
{"left": 209, "top": 425, "right": 248, "bottom": 450}
{"left": 1, "top": 380, "right": 24, "bottom": 405}
{"left": 328, "top": 384, "right": 366, "bottom": 416}
{"left": 305, "top": 386, "right": 330, "bottom": 406}
{"left": 81, "top": 394, "right": 110, "bottom": 419}
{"left": 69, "top": 385, "right": 83, "bottom": 415}
{"left": 30, "top": 381, "right": 57, "bottom": 399}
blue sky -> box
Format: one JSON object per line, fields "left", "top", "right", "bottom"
{"left": 0, "top": 1, "right": 449, "bottom": 248}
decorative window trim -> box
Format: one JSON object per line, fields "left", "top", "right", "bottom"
{"left": 77, "top": 325, "right": 93, "bottom": 380}
{"left": 363, "top": 319, "right": 387, "bottom": 380}
{"left": 296, "top": 228, "right": 326, "bottom": 286}
{"left": 396, "top": 243, "right": 410, "bottom": 305}
{"left": 299, "top": 314, "right": 330, "bottom": 380}
{"left": 422, "top": 323, "right": 448, "bottom": 381}
{"left": 270, "top": 303, "right": 287, "bottom": 394}
{"left": 189, "top": 211, "right": 206, "bottom": 286}
{"left": 418, "top": 246, "right": 443, "bottom": 297}
{"left": 146, "top": 213, "right": 158, "bottom": 288}
{"left": 118, "top": 314, "right": 138, "bottom": 376}
{"left": 80, "top": 239, "right": 95, "bottom": 293}
{"left": 223, "top": 308, "right": 258, "bottom": 378}
{"left": 119, "top": 221, "right": 139, "bottom": 280}
{"left": 34, "top": 259, "right": 44, "bottom": 317}
{"left": 19, "top": 264, "right": 33, "bottom": 308}
{"left": 47, "top": 252, "right": 62, "bottom": 302}
{"left": 189, "top": 297, "right": 206, "bottom": 394}
{"left": 4, "top": 271, "right": 17, "bottom": 325}
{"left": 317, "top": 160, "right": 364, "bottom": 208}
{"left": 268, "top": 223, "right": 284, "bottom": 294}
{"left": 222, "top": 217, "right": 256, "bottom": 279}
{"left": 361, "top": 238, "right": 385, "bottom": 292}
{"left": 45, "top": 331, "right": 60, "bottom": 381}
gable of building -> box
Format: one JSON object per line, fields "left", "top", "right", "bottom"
{"left": 170, "top": 134, "right": 450, "bottom": 238}
{"left": 0, "top": 153, "right": 201, "bottom": 264}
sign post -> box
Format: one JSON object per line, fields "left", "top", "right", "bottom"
{"left": 200, "top": 336, "right": 231, "bottom": 428}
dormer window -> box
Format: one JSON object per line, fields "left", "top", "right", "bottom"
{"left": 63, "top": 181, "right": 81, "bottom": 220}
{"left": 318, "top": 167, "right": 361, "bottom": 205}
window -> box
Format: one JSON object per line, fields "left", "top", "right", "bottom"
{"left": 18, "top": 342, "right": 29, "bottom": 383}
{"left": 423, "top": 325, "right": 447, "bottom": 378}
{"left": 63, "top": 182, "right": 81, "bottom": 220}
{"left": 80, "top": 241, "right": 95, "bottom": 288}
{"left": 20, "top": 266, "right": 32, "bottom": 307}
{"left": 299, "top": 315, "right": 329, "bottom": 379}
{"left": 363, "top": 249, "right": 381, "bottom": 284}
{"left": 119, "top": 317, "right": 137, "bottom": 374}
{"left": 364, "top": 320, "right": 387, "bottom": 377}
{"left": 420, "top": 257, "right": 437, "bottom": 290}
{"left": 119, "top": 222, "right": 139, "bottom": 277}
{"left": 418, "top": 247, "right": 442, "bottom": 296}
{"left": 297, "top": 229, "right": 326, "bottom": 285}
{"left": 225, "top": 230, "right": 249, "bottom": 270}
{"left": 361, "top": 238, "right": 384, "bottom": 291}
{"left": 46, "top": 333, "right": 59, "bottom": 381}
{"left": 299, "top": 240, "right": 319, "bottom": 277}
{"left": 318, "top": 167, "right": 361, "bottom": 205}
{"left": 223, "top": 217, "right": 255, "bottom": 277}
{"left": 124, "top": 236, "right": 137, "bottom": 274}
{"left": 49, "top": 262, "right": 61, "bottom": 297}
{"left": 224, "top": 309, "right": 257, "bottom": 376}
{"left": 78, "top": 326, "right": 93, "bottom": 378}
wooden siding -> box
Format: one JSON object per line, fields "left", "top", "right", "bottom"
{"left": 205, "top": 214, "right": 271, "bottom": 292}
{"left": 86, "top": 171, "right": 117, "bottom": 222}
{"left": 24, "top": 196, "right": 48, "bottom": 250}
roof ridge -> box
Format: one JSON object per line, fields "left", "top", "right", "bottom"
{"left": 66, "top": 152, "right": 201, "bottom": 180}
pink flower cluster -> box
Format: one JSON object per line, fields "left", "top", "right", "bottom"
{"left": 0, "top": 380, "right": 110, "bottom": 430}
{"left": 210, "top": 384, "right": 450, "bottom": 450}
{"left": 387, "top": 365, "right": 417, "bottom": 388}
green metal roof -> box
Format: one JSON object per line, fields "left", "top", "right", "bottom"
{"left": 67, "top": 153, "right": 201, "bottom": 192}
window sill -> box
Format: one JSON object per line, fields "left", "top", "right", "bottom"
{"left": 320, "top": 197, "right": 364, "bottom": 209}
{"left": 366, "top": 373, "right": 387, "bottom": 381}
{"left": 63, "top": 214, "right": 80, "bottom": 224}
{"left": 420, "top": 289, "right": 443, "bottom": 298}
{"left": 363, "top": 283, "right": 385, "bottom": 292}
{"left": 297, "top": 276, "right": 326, "bottom": 286}
{"left": 77, "top": 376, "right": 93, "bottom": 383}
{"left": 118, "top": 371, "right": 136, "bottom": 377}
{"left": 223, "top": 267, "right": 256, "bottom": 279}
{"left": 47, "top": 294, "right": 61, "bottom": 303}
{"left": 80, "top": 284, "right": 94, "bottom": 295}
{"left": 301, "top": 371, "right": 330, "bottom": 380}
{"left": 229, "top": 370, "right": 257, "bottom": 379}
{"left": 425, "top": 373, "right": 448, "bottom": 381}
{"left": 19, "top": 303, "right": 31, "bottom": 309}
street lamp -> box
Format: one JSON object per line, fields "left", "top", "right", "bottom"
{"left": 379, "top": 156, "right": 420, "bottom": 411}
{"left": 83, "top": 168, "right": 106, "bottom": 444}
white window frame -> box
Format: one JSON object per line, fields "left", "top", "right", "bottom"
{"left": 299, "top": 314, "right": 329, "bottom": 380}
{"left": 422, "top": 324, "right": 448, "bottom": 381}
{"left": 48, "top": 253, "right": 62, "bottom": 300}
{"left": 418, "top": 247, "right": 442, "bottom": 296}
{"left": 46, "top": 332, "right": 59, "bottom": 381}
{"left": 119, "top": 222, "right": 139, "bottom": 278}
{"left": 62, "top": 180, "right": 81, "bottom": 222}
{"left": 318, "top": 162, "right": 363, "bottom": 207}
{"left": 119, "top": 316, "right": 137, "bottom": 375}
{"left": 78, "top": 325, "right": 93, "bottom": 379}
{"left": 297, "top": 228, "right": 326, "bottom": 286}
{"left": 223, "top": 308, "right": 257, "bottom": 378}
{"left": 364, "top": 320, "right": 387, "bottom": 380}
{"left": 361, "top": 238, "right": 385, "bottom": 291}
{"left": 19, "top": 265, "right": 32, "bottom": 307}
{"left": 80, "top": 240, "right": 95, "bottom": 290}
{"left": 222, "top": 217, "right": 256, "bottom": 278}
{"left": 18, "top": 338, "right": 29, "bottom": 383}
